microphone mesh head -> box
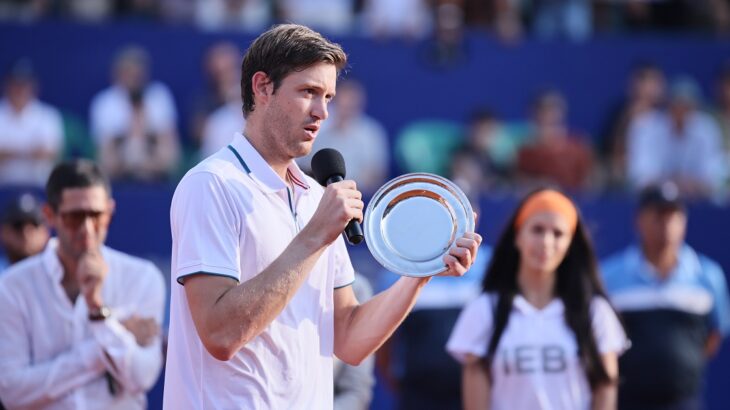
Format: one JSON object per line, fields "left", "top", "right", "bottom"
{"left": 311, "top": 148, "right": 346, "bottom": 186}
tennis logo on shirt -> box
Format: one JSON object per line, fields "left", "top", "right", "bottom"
{"left": 499, "top": 345, "right": 567, "bottom": 374}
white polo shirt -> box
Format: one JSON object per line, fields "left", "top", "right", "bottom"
{"left": 164, "top": 133, "right": 355, "bottom": 410}
{"left": 447, "top": 294, "right": 627, "bottom": 410}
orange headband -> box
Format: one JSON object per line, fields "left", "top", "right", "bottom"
{"left": 514, "top": 190, "right": 578, "bottom": 232}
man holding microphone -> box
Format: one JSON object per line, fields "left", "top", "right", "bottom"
{"left": 163, "top": 23, "right": 481, "bottom": 409}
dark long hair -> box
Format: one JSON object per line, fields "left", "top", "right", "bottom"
{"left": 481, "top": 189, "right": 615, "bottom": 389}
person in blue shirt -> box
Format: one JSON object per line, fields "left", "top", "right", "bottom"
{"left": 602, "top": 182, "right": 730, "bottom": 410}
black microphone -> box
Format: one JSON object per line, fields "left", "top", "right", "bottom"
{"left": 311, "top": 148, "right": 364, "bottom": 245}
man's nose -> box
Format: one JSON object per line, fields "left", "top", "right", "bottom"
{"left": 311, "top": 97, "right": 328, "bottom": 121}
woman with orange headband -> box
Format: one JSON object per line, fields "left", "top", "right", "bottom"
{"left": 447, "top": 188, "right": 627, "bottom": 410}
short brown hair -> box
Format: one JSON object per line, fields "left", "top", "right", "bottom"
{"left": 240, "top": 24, "right": 348, "bottom": 117}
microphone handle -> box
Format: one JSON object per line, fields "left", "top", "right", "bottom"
{"left": 325, "top": 175, "right": 364, "bottom": 245}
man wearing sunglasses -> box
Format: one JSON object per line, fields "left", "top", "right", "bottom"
{"left": 0, "top": 192, "right": 49, "bottom": 273}
{"left": 0, "top": 159, "right": 165, "bottom": 409}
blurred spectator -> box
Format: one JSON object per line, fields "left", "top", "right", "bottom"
{"left": 194, "top": 0, "right": 271, "bottom": 32}
{"left": 376, "top": 244, "right": 492, "bottom": 410}
{"left": 63, "top": 0, "right": 115, "bottom": 22}
{"left": 449, "top": 148, "right": 487, "bottom": 202}
{"left": 602, "top": 182, "right": 730, "bottom": 410}
{"left": 114, "top": 0, "right": 159, "bottom": 21}
{"left": 603, "top": 62, "right": 666, "bottom": 187}
{"left": 394, "top": 120, "right": 463, "bottom": 177}
{"left": 191, "top": 42, "right": 245, "bottom": 158}
{"left": 0, "top": 59, "right": 63, "bottom": 187}
{"left": 90, "top": 46, "right": 181, "bottom": 182}
{"left": 491, "top": 0, "right": 524, "bottom": 43}
{"left": 626, "top": 75, "right": 728, "bottom": 199}
{"left": 456, "top": 108, "right": 521, "bottom": 186}
{"left": 158, "top": 0, "right": 194, "bottom": 23}
{"left": 422, "top": 2, "right": 468, "bottom": 68}
{"left": 712, "top": 64, "right": 730, "bottom": 153}
{"left": 334, "top": 273, "right": 375, "bottom": 410}
{"left": 531, "top": 0, "right": 592, "bottom": 41}
{"left": 0, "top": 0, "right": 52, "bottom": 21}
{"left": 0, "top": 192, "right": 49, "bottom": 272}
{"left": 360, "top": 0, "right": 432, "bottom": 39}
{"left": 0, "top": 159, "right": 166, "bottom": 409}
{"left": 596, "top": 0, "right": 730, "bottom": 34}
{"left": 298, "top": 79, "right": 389, "bottom": 195}
{"left": 516, "top": 90, "right": 595, "bottom": 191}
{"left": 201, "top": 101, "right": 246, "bottom": 158}
{"left": 276, "top": 0, "right": 353, "bottom": 35}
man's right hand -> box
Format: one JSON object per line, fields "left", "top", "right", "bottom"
{"left": 304, "top": 180, "right": 363, "bottom": 246}
{"left": 121, "top": 315, "right": 160, "bottom": 347}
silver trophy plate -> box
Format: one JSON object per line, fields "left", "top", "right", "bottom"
{"left": 364, "top": 173, "right": 475, "bottom": 277}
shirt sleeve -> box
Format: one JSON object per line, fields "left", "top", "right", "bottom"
{"left": 701, "top": 258, "right": 730, "bottom": 336}
{"left": 0, "top": 282, "right": 106, "bottom": 408}
{"left": 148, "top": 83, "right": 178, "bottom": 133}
{"left": 697, "top": 118, "right": 728, "bottom": 190}
{"left": 446, "top": 294, "right": 493, "bottom": 363}
{"left": 172, "top": 171, "right": 242, "bottom": 284}
{"left": 40, "top": 105, "right": 64, "bottom": 153}
{"left": 591, "top": 296, "right": 630, "bottom": 355}
{"left": 626, "top": 113, "right": 662, "bottom": 188}
{"left": 89, "top": 262, "right": 166, "bottom": 393}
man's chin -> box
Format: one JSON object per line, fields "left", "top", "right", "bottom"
{"left": 294, "top": 143, "right": 314, "bottom": 158}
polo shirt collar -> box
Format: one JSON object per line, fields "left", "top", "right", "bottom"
{"left": 634, "top": 243, "right": 699, "bottom": 283}
{"left": 41, "top": 238, "right": 63, "bottom": 283}
{"left": 228, "top": 132, "right": 310, "bottom": 194}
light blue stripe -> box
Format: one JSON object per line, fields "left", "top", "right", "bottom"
{"left": 177, "top": 271, "right": 240, "bottom": 286}
{"left": 227, "top": 145, "right": 251, "bottom": 173}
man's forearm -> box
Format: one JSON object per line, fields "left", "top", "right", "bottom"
{"left": 334, "top": 276, "right": 430, "bottom": 365}
{"left": 187, "top": 228, "right": 329, "bottom": 360}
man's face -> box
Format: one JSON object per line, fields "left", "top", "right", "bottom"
{"left": 0, "top": 220, "right": 49, "bottom": 263}
{"left": 259, "top": 62, "right": 337, "bottom": 162}
{"left": 44, "top": 186, "right": 115, "bottom": 260}
{"left": 637, "top": 206, "right": 687, "bottom": 252}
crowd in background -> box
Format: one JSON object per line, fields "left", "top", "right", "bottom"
{"left": 2, "top": 42, "right": 730, "bottom": 203}
{"left": 2, "top": 0, "right": 730, "bottom": 41}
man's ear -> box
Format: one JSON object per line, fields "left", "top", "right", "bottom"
{"left": 107, "top": 198, "right": 116, "bottom": 217}
{"left": 251, "top": 71, "right": 273, "bottom": 106}
{"left": 42, "top": 204, "right": 56, "bottom": 230}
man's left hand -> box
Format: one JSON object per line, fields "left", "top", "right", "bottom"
{"left": 440, "top": 232, "right": 482, "bottom": 277}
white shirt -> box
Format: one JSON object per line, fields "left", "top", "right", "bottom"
{"left": 200, "top": 102, "right": 245, "bottom": 158}
{"left": 0, "top": 99, "right": 63, "bottom": 186}
{"left": 164, "top": 133, "right": 355, "bottom": 410}
{"left": 627, "top": 109, "right": 728, "bottom": 192}
{"left": 447, "top": 294, "right": 627, "bottom": 410}
{"left": 89, "top": 83, "right": 177, "bottom": 143}
{"left": 0, "top": 239, "right": 166, "bottom": 410}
